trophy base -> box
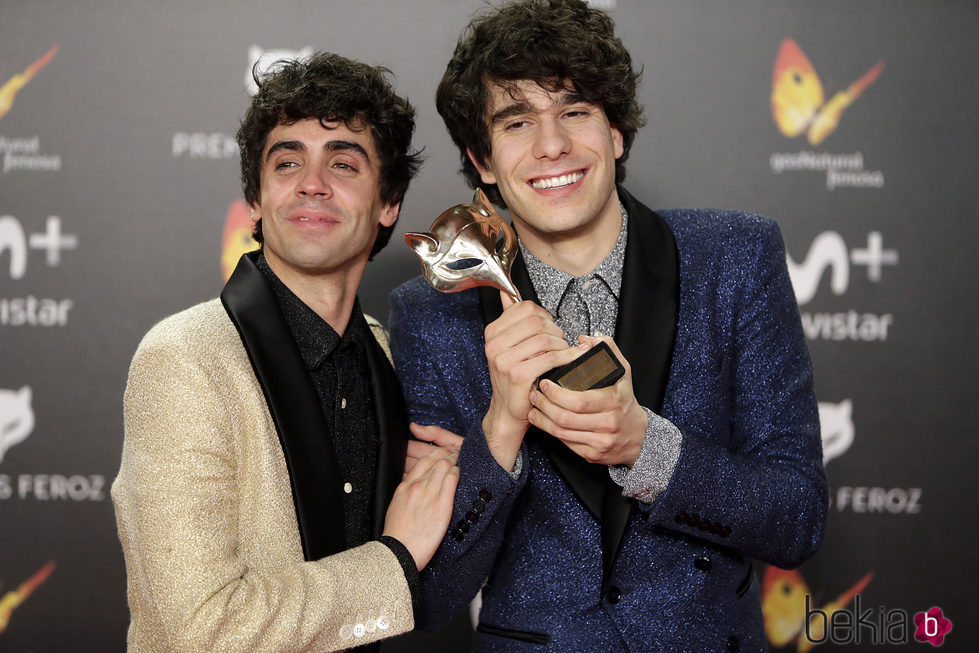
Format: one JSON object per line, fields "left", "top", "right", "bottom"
{"left": 538, "top": 341, "right": 625, "bottom": 392}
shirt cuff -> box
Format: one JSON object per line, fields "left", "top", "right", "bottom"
{"left": 608, "top": 407, "right": 682, "bottom": 503}
{"left": 378, "top": 535, "right": 420, "bottom": 617}
{"left": 507, "top": 450, "right": 524, "bottom": 480}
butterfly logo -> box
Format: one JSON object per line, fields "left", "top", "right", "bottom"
{"left": 221, "top": 199, "right": 259, "bottom": 282}
{"left": 771, "top": 38, "right": 883, "bottom": 146}
{"left": 0, "top": 561, "right": 56, "bottom": 634}
{"left": 0, "top": 46, "right": 58, "bottom": 122}
{"left": 761, "top": 565, "right": 873, "bottom": 651}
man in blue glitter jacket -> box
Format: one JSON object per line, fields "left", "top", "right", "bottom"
{"left": 389, "top": 1, "right": 827, "bottom": 650}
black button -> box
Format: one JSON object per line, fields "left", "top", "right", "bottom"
{"left": 727, "top": 635, "right": 740, "bottom": 652}
{"left": 458, "top": 520, "right": 470, "bottom": 534}
{"left": 465, "top": 510, "right": 479, "bottom": 524}
{"left": 471, "top": 498, "right": 486, "bottom": 514}
{"left": 479, "top": 489, "right": 492, "bottom": 502}
{"left": 694, "top": 556, "right": 712, "bottom": 572}
{"left": 452, "top": 530, "right": 464, "bottom": 542}
{"left": 606, "top": 586, "right": 622, "bottom": 604}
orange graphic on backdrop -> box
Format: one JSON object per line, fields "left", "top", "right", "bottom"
{"left": 0, "top": 560, "right": 56, "bottom": 634}
{"left": 221, "top": 199, "right": 259, "bottom": 281}
{"left": 771, "top": 38, "right": 883, "bottom": 146}
{"left": 0, "top": 46, "right": 59, "bottom": 122}
{"left": 761, "top": 565, "right": 872, "bottom": 651}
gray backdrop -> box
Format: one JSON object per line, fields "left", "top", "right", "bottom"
{"left": 1, "top": 1, "right": 976, "bottom": 650}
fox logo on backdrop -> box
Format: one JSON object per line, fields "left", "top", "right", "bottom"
{"left": 817, "top": 399, "right": 854, "bottom": 465}
{"left": 245, "top": 45, "right": 313, "bottom": 95}
{"left": 0, "top": 386, "right": 34, "bottom": 464}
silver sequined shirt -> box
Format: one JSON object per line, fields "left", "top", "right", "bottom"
{"left": 520, "top": 203, "right": 682, "bottom": 503}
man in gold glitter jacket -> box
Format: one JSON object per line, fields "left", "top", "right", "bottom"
{"left": 111, "top": 52, "right": 458, "bottom": 652}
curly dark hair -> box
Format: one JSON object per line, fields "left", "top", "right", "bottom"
{"left": 436, "top": 0, "right": 644, "bottom": 207}
{"left": 238, "top": 51, "right": 422, "bottom": 258}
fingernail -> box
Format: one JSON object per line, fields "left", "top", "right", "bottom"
{"left": 540, "top": 380, "right": 551, "bottom": 391}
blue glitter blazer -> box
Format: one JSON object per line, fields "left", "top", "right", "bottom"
{"left": 389, "top": 188, "right": 827, "bottom": 652}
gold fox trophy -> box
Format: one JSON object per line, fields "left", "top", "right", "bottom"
{"left": 405, "top": 189, "right": 624, "bottom": 392}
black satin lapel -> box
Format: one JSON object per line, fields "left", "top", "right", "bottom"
{"left": 599, "top": 187, "right": 680, "bottom": 588}
{"left": 601, "top": 478, "right": 634, "bottom": 592}
{"left": 220, "top": 251, "right": 345, "bottom": 561}
{"left": 509, "top": 252, "right": 540, "bottom": 305}
{"left": 478, "top": 285, "right": 503, "bottom": 325}
{"left": 616, "top": 187, "right": 679, "bottom": 413}
{"left": 365, "top": 336, "right": 410, "bottom": 539}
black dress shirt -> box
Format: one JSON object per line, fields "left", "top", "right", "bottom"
{"left": 254, "top": 253, "right": 421, "bottom": 626}
{"left": 256, "top": 253, "right": 377, "bottom": 548}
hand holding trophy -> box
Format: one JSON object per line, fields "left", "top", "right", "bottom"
{"left": 405, "top": 189, "right": 624, "bottom": 392}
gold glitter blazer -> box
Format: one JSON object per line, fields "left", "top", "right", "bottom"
{"left": 112, "top": 252, "right": 413, "bottom": 652}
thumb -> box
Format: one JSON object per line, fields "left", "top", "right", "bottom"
{"left": 500, "top": 290, "right": 518, "bottom": 309}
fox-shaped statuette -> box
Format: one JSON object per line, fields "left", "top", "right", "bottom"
{"left": 404, "top": 189, "right": 521, "bottom": 302}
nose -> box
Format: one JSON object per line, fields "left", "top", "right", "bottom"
{"left": 532, "top": 118, "right": 571, "bottom": 160}
{"left": 297, "top": 164, "right": 332, "bottom": 198}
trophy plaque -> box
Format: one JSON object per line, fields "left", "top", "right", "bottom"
{"left": 405, "top": 189, "right": 624, "bottom": 392}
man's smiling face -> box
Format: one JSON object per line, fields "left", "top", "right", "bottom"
{"left": 253, "top": 117, "right": 399, "bottom": 280}
{"left": 471, "top": 80, "right": 624, "bottom": 244}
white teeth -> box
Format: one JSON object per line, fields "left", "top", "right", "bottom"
{"left": 532, "top": 171, "right": 583, "bottom": 189}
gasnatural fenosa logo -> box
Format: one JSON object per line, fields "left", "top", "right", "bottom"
{"left": 771, "top": 38, "right": 882, "bottom": 146}
{"left": 0, "top": 46, "right": 58, "bottom": 123}
{"left": 769, "top": 39, "right": 886, "bottom": 190}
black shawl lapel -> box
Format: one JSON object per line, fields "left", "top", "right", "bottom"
{"left": 615, "top": 187, "right": 679, "bottom": 418}
{"left": 364, "top": 335, "right": 410, "bottom": 539}
{"left": 478, "top": 189, "right": 679, "bottom": 589}
{"left": 220, "top": 251, "right": 345, "bottom": 561}
{"left": 603, "top": 187, "right": 679, "bottom": 586}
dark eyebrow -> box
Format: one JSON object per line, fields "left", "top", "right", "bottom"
{"left": 558, "top": 92, "right": 588, "bottom": 107}
{"left": 265, "top": 139, "right": 304, "bottom": 162}
{"left": 264, "top": 138, "right": 372, "bottom": 166}
{"left": 489, "top": 92, "right": 591, "bottom": 125}
{"left": 326, "top": 140, "right": 372, "bottom": 166}
{"left": 490, "top": 101, "right": 533, "bottom": 126}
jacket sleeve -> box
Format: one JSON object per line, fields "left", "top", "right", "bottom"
{"left": 388, "top": 287, "right": 527, "bottom": 630}
{"left": 641, "top": 216, "right": 828, "bottom": 569}
{"left": 111, "top": 331, "right": 413, "bottom": 652}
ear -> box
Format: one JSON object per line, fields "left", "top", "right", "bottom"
{"left": 378, "top": 201, "right": 401, "bottom": 228}
{"left": 248, "top": 203, "right": 261, "bottom": 223}
{"left": 467, "top": 148, "right": 496, "bottom": 185}
{"left": 610, "top": 125, "right": 624, "bottom": 160}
